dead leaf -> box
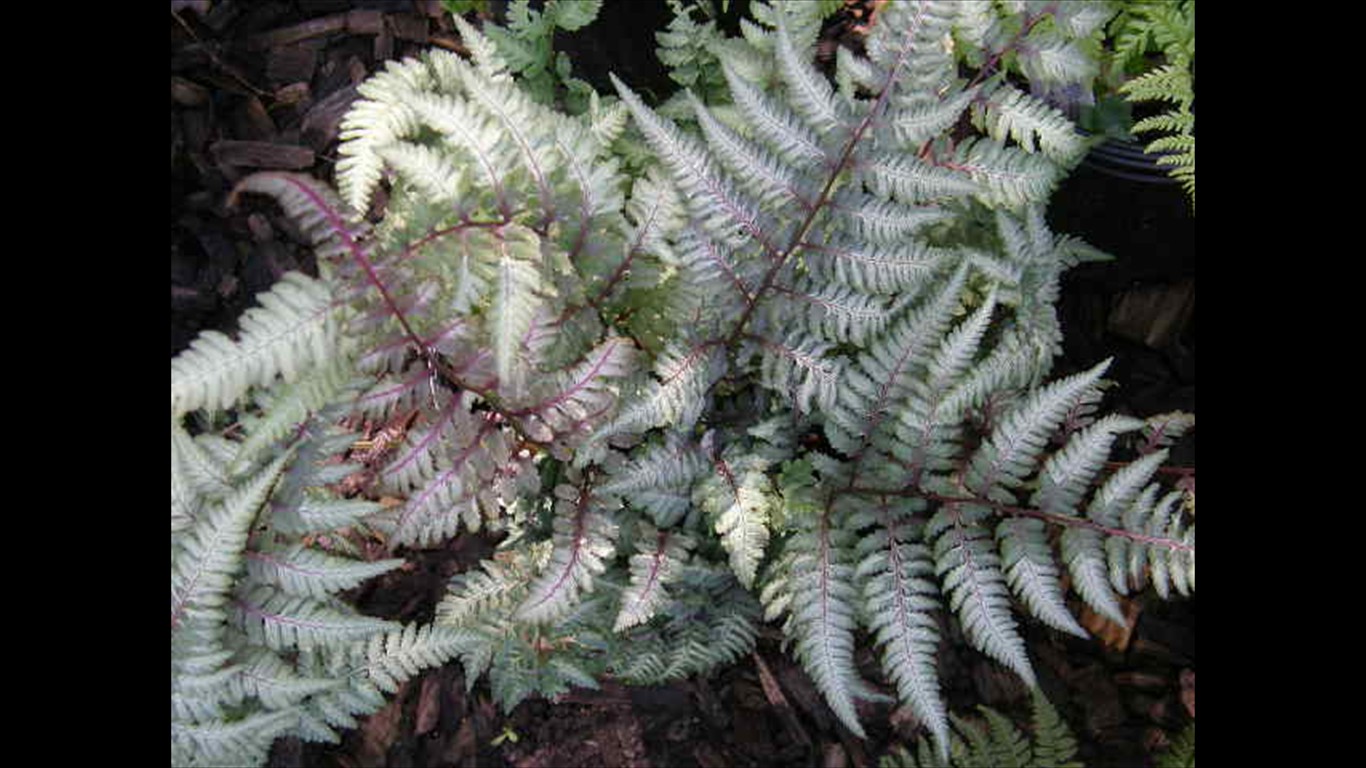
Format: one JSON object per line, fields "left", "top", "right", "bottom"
{"left": 353, "top": 681, "right": 409, "bottom": 767}
{"left": 415, "top": 673, "right": 443, "bottom": 736}
{"left": 1078, "top": 596, "right": 1142, "bottom": 653}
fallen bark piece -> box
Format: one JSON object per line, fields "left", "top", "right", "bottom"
{"left": 301, "top": 84, "right": 360, "bottom": 151}
{"left": 211, "top": 140, "right": 315, "bottom": 170}
{"left": 246, "top": 10, "right": 384, "bottom": 50}
{"left": 171, "top": 76, "right": 209, "bottom": 107}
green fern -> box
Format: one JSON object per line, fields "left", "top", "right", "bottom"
{"left": 1157, "top": 723, "right": 1196, "bottom": 768}
{"left": 881, "top": 690, "right": 1083, "bottom": 768}
{"left": 1111, "top": 0, "right": 1196, "bottom": 211}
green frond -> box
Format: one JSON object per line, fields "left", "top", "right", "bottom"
{"left": 1157, "top": 723, "right": 1195, "bottom": 768}
{"left": 1028, "top": 687, "right": 1082, "bottom": 767}
{"left": 1120, "top": 64, "right": 1193, "bottom": 106}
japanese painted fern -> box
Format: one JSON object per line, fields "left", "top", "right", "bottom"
{"left": 170, "top": 2, "right": 1194, "bottom": 764}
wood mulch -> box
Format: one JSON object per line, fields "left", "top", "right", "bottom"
{"left": 171, "top": 3, "right": 1195, "bottom": 766}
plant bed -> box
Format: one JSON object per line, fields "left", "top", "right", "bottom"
{"left": 172, "top": 3, "right": 1195, "bottom": 766}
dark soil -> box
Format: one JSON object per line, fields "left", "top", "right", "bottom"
{"left": 171, "top": 2, "right": 1195, "bottom": 766}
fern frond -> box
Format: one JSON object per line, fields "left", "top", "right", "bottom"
{"left": 515, "top": 483, "right": 619, "bottom": 623}
{"left": 753, "top": 330, "right": 841, "bottom": 416}
{"left": 863, "top": 154, "right": 980, "bottom": 204}
{"left": 229, "top": 171, "right": 369, "bottom": 267}
{"left": 768, "top": 462, "right": 877, "bottom": 738}
{"left": 611, "top": 74, "right": 775, "bottom": 251}
{"left": 1060, "top": 525, "right": 1126, "bottom": 625}
{"left": 978, "top": 85, "right": 1089, "bottom": 164}
{"left": 488, "top": 224, "right": 550, "bottom": 392}
{"left": 172, "top": 452, "right": 290, "bottom": 635}
{"left": 996, "top": 517, "right": 1087, "bottom": 638}
{"left": 829, "top": 194, "right": 955, "bottom": 248}
{"left": 951, "top": 138, "right": 1060, "bottom": 210}
{"left": 696, "top": 449, "right": 774, "bottom": 589}
{"left": 1031, "top": 414, "right": 1145, "bottom": 517}
{"left": 508, "top": 336, "right": 635, "bottom": 444}
{"left": 852, "top": 495, "right": 949, "bottom": 758}
{"left": 890, "top": 86, "right": 980, "bottom": 147}
{"left": 614, "top": 524, "right": 693, "bottom": 632}
{"left": 596, "top": 340, "right": 724, "bottom": 438}
{"left": 172, "top": 708, "right": 299, "bottom": 768}
{"left": 825, "top": 264, "right": 968, "bottom": 457}
{"left": 336, "top": 55, "right": 438, "bottom": 214}
{"left": 361, "top": 623, "right": 476, "bottom": 694}
{"left": 721, "top": 60, "right": 828, "bottom": 166}
{"left": 171, "top": 272, "right": 341, "bottom": 417}
{"left": 689, "top": 90, "right": 814, "bottom": 210}
{"left": 803, "top": 236, "right": 949, "bottom": 295}
{"left": 929, "top": 503, "right": 1034, "bottom": 687}
{"left": 597, "top": 432, "right": 708, "bottom": 528}
{"left": 964, "top": 360, "right": 1110, "bottom": 504}
{"left": 235, "top": 586, "right": 397, "bottom": 653}
{"left": 244, "top": 544, "right": 404, "bottom": 599}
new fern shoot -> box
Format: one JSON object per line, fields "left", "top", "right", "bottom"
{"left": 170, "top": 2, "right": 1195, "bottom": 765}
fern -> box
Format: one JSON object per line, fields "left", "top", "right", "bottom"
{"left": 1110, "top": 0, "right": 1196, "bottom": 211}
{"left": 881, "top": 690, "right": 1083, "bottom": 768}
{"left": 171, "top": 397, "right": 466, "bottom": 766}
{"left": 172, "top": 2, "right": 1194, "bottom": 762}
